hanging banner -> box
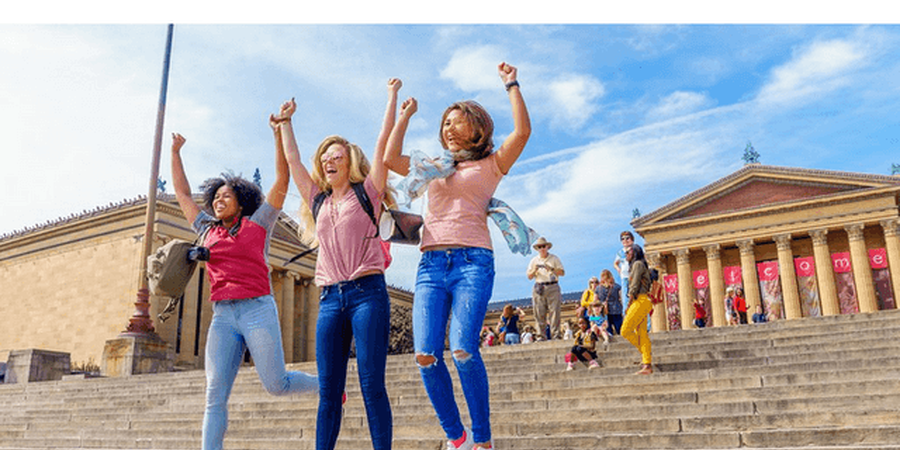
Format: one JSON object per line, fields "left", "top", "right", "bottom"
{"left": 831, "top": 251, "right": 859, "bottom": 314}
{"left": 693, "top": 270, "right": 709, "bottom": 289}
{"left": 869, "top": 248, "right": 888, "bottom": 269}
{"left": 869, "top": 248, "right": 895, "bottom": 310}
{"left": 663, "top": 274, "right": 681, "bottom": 331}
{"left": 831, "top": 252, "right": 852, "bottom": 273}
{"left": 794, "top": 256, "right": 821, "bottom": 317}
{"left": 723, "top": 266, "right": 743, "bottom": 287}
{"left": 664, "top": 274, "right": 679, "bottom": 293}
{"left": 794, "top": 257, "right": 816, "bottom": 278}
{"left": 756, "top": 260, "right": 783, "bottom": 320}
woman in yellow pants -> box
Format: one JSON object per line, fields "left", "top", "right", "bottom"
{"left": 622, "top": 244, "right": 653, "bottom": 375}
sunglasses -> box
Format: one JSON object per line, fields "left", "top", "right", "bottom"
{"left": 621, "top": 236, "right": 633, "bottom": 241}
{"left": 536, "top": 244, "right": 548, "bottom": 249}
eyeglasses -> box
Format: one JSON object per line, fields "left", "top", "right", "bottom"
{"left": 536, "top": 244, "right": 547, "bottom": 249}
{"left": 320, "top": 153, "right": 346, "bottom": 165}
{"left": 621, "top": 236, "right": 633, "bottom": 242}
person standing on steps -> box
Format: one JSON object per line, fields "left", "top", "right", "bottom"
{"left": 527, "top": 236, "right": 565, "bottom": 340}
{"left": 621, "top": 244, "right": 653, "bottom": 375}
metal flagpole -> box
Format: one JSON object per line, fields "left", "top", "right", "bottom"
{"left": 121, "top": 23, "right": 175, "bottom": 337}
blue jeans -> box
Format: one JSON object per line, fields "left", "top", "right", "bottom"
{"left": 317, "top": 274, "right": 392, "bottom": 450}
{"left": 414, "top": 248, "right": 495, "bottom": 444}
{"left": 505, "top": 333, "right": 520, "bottom": 345}
{"left": 203, "top": 295, "right": 318, "bottom": 450}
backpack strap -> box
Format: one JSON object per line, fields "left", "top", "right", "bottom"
{"left": 311, "top": 190, "right": 329, "bottom": 221}
{"left": 350, "top": 182, "right": 379, "bottom": 230}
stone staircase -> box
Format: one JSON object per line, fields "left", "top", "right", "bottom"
{"left": 2, "top": 309, "right": 900, "bottom": 450}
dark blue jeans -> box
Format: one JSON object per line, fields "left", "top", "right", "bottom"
{"left": 316, "top": 274, "right": 392, "bottom": 450}
{"left": 414, "top": 248, "right": 495, "bottom": 445}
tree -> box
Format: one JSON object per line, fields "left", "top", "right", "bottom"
{"left": 253, "top": 168, "right": 262, "bottom": 187}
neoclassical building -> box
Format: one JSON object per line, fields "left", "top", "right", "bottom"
{"left": 0, "top": 194, "right": 413, "bottom": 369}
{"left": 633, "top": 164, "right": 900, "bottom": 332}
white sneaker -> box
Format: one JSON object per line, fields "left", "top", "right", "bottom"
{"left": 473, "top": 442, "right": 494, "bottom": 450}
{"left": 446, "top": 427, "right": 474, "bottom": 450}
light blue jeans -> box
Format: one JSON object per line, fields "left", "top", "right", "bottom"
{"left": 414, "top": 248, "right": 495, "bottom": 444}
{"left": 316, "top": 274, "right": 392, "bottom": 450}
{"left": 202, "top": 295, "right": 318, "bottom": 450}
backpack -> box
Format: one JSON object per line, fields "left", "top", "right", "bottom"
{"left": 148, "top": 227, "right": 212, "bottom": 322}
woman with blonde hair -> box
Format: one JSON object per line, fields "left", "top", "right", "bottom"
{"left": 278, "top": 78, "right": 401, "bottom": 450}
{"left": 384, "top": 62, "right": 530, "bottom": 450}
{"left": 597, "top": 269, "right": 623, "bottom": 335}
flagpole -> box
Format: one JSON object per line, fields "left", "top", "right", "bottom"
{"left": 121, "top": 23, "right": 174, "bottom": 337}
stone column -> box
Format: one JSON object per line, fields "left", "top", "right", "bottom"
{"left": 845, "top": 223, "right": 877, "bottom": 313}
{"left": 647, "top": 252, "right": 667, "bottom": 332}
{"left": 675, "top": 249, "right": 694, "bottom": 328}
{"left": 774, "top": 234, "right": 802, "bottom": 320}
{"left": 737, "top": 240, "right": 762, "bottom": 315}
{"left": 704, "top": 244, "right": 726, "bottom": 327}
{"left": 810, "top": 229, "right": 840, "bottom": 316}
{"left": 881, "top": 219, "right": 900, "bottom": 310}
{"left": 281, "top": 272, "right": 297, "bottom": 363}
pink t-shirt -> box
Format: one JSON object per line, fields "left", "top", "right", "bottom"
{"left": 421, "top": 153, "right": 503, "bottom": 250}
{"left": 308, "top": 177, "right": 386, "bottom": 287}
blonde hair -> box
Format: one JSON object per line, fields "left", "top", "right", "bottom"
{"left": 599, "top": 269, "right": 615, "bottom": 287}
{"left": 296, "top": 135, "right": 397, "bottom": 246}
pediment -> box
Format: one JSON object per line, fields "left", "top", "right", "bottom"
{"left": 635, "top": 164, "right": 900, "bottom": 228}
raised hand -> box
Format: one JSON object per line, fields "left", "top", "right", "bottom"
{"left": 171, "top": 133, "right": 186, "bottom": 153}
{"left": 400, "top": 97, "right": 418, "bottom": 118}
{"left": 498, "top": 62, "right": 518, "bottom": 85}
{"left": 388, "top": 77, "right": 402, "bottom": 94}
{"left": 273, "top": 98, "right": 297, "bottom": 124}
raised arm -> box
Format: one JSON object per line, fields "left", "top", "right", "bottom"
{"left": 170, "top": 133, "right": 200, "bottom": 225}
{"left": 267, "top": 112, "right": 290, "bottom": 209}
{"left": 370, "top": 78, "right": 401, "bottom": 192}
{"left": 383, "top": 97, "right": 417, "bottom": 177}
{"left": 494, "top": 62, "right": 532, "bottom": 175}
{"left": 277, "top": 99, "right": 316, "bottom": 203}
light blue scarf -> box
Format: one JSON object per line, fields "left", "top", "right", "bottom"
{"left": 394, "top": 150, "right": 539, "bottom": 256}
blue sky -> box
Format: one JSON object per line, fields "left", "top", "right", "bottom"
{"left": 2, "top": 17, "right": 899, "bottom": 303}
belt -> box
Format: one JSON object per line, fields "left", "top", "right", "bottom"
{"left": 537, "top": 281, "right": 558, "bottom": 286}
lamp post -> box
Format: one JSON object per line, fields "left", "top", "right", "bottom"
{"left": 102, "top": 24, "right": 176, "bottom": 376}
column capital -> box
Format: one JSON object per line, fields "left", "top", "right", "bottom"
{"left": 703, "top": 243, "right": 721, "bottom": 260}
{"left": 773, "top": 233, "right": 793, "bottom": 251}
{"left": 647, "top": 252, "right": 662, "bottom": 269}
{"left": 880, "top": 218, "right": 900, "bottom": 237}
{"left": 674, "top": 248, "right": 691, "bottom": 265}
{"left": 844, "top": 223, "right": 865, "bottom": 242}
{"left": 736, "top": 239, "right": 755, "bottom": 255}
{"left": 810, "top": 228, "right": 829, "bottom": 246}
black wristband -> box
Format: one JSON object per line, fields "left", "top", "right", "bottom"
{"left": 505, "top": 80, "right": 520, "bottom": 91}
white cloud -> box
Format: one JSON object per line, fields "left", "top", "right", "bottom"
{"left": 440, "top": 45, "right": 505, "bottom": 92}
{"left": 545, "top": 73, "right": 605, "bottom": 130}
{"left": 646, "top": 91, "right": 714, "bottom": 123}
{"left": 755, "top": 37, "right": 868, "bottom": 105}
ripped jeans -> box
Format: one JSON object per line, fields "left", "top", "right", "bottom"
{"left": 203, "top": 295, "right": 318, "bottom": 450}
{"left": 413, "top": 248, "right": 495, "bottom": 444}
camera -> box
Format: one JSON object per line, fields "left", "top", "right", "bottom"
{"left": 187, "top": 246, "right": 210, "bottom": 262}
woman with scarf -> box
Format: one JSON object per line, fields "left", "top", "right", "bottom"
{"left": 170, "top": 126, "right": 317, "bottom": 450}
{"left": 384, "top": 62, "right": 531, "bottom": 450}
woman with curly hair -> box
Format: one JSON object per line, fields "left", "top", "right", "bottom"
{"left": 277, "top": 79, "right": 401, "bottom": 450}
{"left": 170, "top": 125, "right": 317, "bottom": 450}
{"left": 622, "top": 243, "right": 653, "bottom": 375}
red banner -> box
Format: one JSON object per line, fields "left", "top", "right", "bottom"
{"left": 794, "top": 256, "right": 815, "bottom": 278}
{"left": 869, "top": 248, "right": 888, "bottom": 269}
{"left": 664, "top": 274, "right": 679, "bottom": 293}
{"left": 757, "top": 261, "right": 779, "bottom": 281}
{"left": 831, "top": 252, "right": 852, "bottom": 273}
{"left": 693, "top": 269, "right": 709, "bottom": 289}
{"left": 723, "top": 266, "right": 742, "bottom": 285}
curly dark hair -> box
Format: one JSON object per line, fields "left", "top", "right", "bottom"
{"left": 198, "top": 172, "right": 264, "bottom": 219}
{"left": 627, "top": 243, "right": 645, "bottom": 263}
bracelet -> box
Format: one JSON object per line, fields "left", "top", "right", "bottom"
{"left": 505, "top": 80, "right": 520, "bottom": 91}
